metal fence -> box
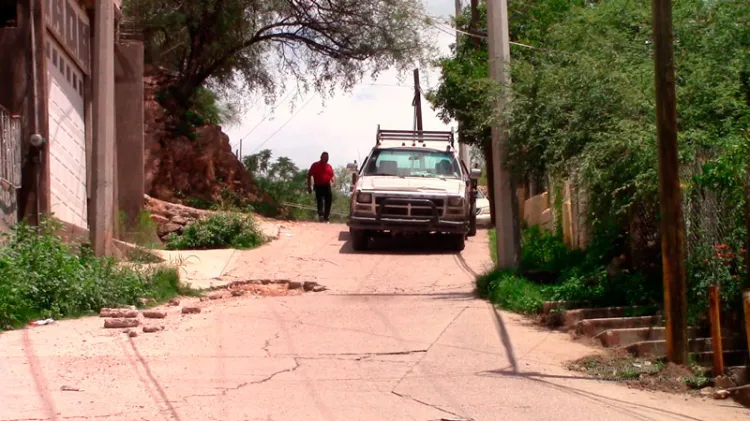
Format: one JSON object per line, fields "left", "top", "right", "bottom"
{"left": 0, "top": 105, "right": 22, "bottom": 231}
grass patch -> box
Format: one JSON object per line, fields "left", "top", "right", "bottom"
{"left": 0, "top": 219, "right": 187, "bottom": 330}
{"left": 165, "top": 212, "right": 265, "bottom": 250}
{"left": 477, "top": 269, "right": 548, "bottom": 314}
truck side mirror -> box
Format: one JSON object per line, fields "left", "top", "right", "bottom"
{"left": 346, "top": 162, "right": 358, "bottom": 172}
{"left": 470, "top": 168, "right": 482, "bottom": 180}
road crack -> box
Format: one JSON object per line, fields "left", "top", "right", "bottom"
{"left": 390, "top": 391, "right": 470, "bottom": 420}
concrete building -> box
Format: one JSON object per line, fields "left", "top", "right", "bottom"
{"left": 0, "top": 0, "right": 145, "bottom": 255}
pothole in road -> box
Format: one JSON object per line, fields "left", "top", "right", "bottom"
{"left": 206, "top": 280, "right": 328, "bottom": 298}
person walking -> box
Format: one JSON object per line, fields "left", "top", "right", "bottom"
{"left": 307, "top": 152, "right": 335, "bottom": 222}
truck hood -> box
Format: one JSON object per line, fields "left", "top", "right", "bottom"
{"left": 358, "top": 176, "right": 464, "bottom": 195}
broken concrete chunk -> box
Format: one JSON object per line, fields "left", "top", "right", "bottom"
{"left": 143, "top": 325, "right": 165, "bottom": 333}
{"left": 714, "top": 389, "right": 731, "bottom": 400}
{"left": 100, "top": 308, "right": 138, "bottom": 318}
{"left": 303, "top": 281, "right": 318, "bottom": 292}
{"left": 168, "top": 298, "right": 181, "bottom": 306}
{"left": 207, "top": 291, "right": 226, "bottom": 300}
{"left": 715, "top": 375, "right": 736, "bottom": 390}
{"left": 312, "top": 285, "right": 328, "bottom": 292}
{"left": 143, "top": 310, "right": 167, "bottom": 319}
{"left": 182, "top": 306, "right": 201, "bottom": 314}
{"left": 104, "top": 319, "right": 140, "bottom": 329}
{"left": 128, "top": 330, "right": 139, "bottom": 338}
{"left": 231, "top": 290, "right": 244, "bottom": 297}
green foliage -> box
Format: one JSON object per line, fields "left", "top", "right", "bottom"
{"left": 476, "top": 269, "right": 547, "bottom": 314}
{"left": 165, "top": 213, "right": 265, "bottom": 250}
{"left": 520, "top": 225, "right": 582, "bottom": 273}
{"left": 443, "top": 0, "right": 750, "bottom": 322}
{"left": 0, "top": 219, "right": 183, "bottom": 330}
{"left": 124, "top": 0, "right": 432, "bottom": 112}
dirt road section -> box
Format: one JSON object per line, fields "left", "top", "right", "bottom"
{"left": 1, "top": 223, "right": 748, "bottom": 421}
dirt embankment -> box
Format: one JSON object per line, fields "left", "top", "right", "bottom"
{"left": 142, "top": 68, "right": 272, "bottom": 207}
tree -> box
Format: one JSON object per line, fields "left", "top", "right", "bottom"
{"left": 124, "top": 0, "right": 433, "bottom": 111}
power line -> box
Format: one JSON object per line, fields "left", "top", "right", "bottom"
{"left": 249, "top": 95, "right": 317, "bottom": 155}
{"left": 231, "top": 88, "right": 299, "bottom": 150}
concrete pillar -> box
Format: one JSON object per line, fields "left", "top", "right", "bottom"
{"left": 114, "top": 41, "right": 144, "bottom": 233}
{"left": 90, "top": 0, "right": 115, "bottom": 256}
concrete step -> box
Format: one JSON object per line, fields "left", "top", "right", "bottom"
{"left": 563, "top": 306, "right": 658, "bottom": 328}
{"left": 542, "top": 300, "right": 590, "bottom": 314}
{"left": 595, "top": 326, "right": 736, "bottom": 348}
{"left": 575, "top": 315, "right": 662, "bottom": 338}
{"left": 624, "top": 337, "right": 747, "bottom": 358}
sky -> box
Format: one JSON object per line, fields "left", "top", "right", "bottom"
{"left": 223, "top": 0, "right": 459, "bottom": 171}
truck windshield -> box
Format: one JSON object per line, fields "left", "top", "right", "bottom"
{"left": 362, "top": 149, "right": 461, "bottom": 178}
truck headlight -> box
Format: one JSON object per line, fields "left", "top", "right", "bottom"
{"left": 480, "top": 207, "right": 490, "bottom": 215}
{"left": 448, "top": 197, "right": 463, "bottom": 206}
{"left": 357, "top": 192, "right": 372, "bottom": 204}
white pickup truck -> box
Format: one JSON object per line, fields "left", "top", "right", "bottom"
{"left": 346, "top": 127, "right": 481, "bottom": 251}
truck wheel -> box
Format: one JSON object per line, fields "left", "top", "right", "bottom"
{"left": 468, "top": 212, "right": 477, "bottom": 237}
{"left": 351, "top": 229, "right": 369, "bottom": 251}
{"left": 450, "top": 234, "right": 466, "bottom": 252}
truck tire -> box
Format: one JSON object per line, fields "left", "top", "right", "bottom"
{"left": 468, "top": 210, "right": 477, "bottom": 237}
{"left": 450, "top": 234, "right": 466, "bottom": 252}
{"left": 351, "top": 229, "right": 369, "bottom": 251}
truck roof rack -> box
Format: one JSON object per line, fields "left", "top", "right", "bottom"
{"left": 375, "top": 125, "right": 455, "bottom": 149}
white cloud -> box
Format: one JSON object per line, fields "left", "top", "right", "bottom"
{"left": 224, "top": 0, "right": 459, "bottom": 170}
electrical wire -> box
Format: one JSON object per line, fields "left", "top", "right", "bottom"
{"left": 249, "top": 95, "right": 317, "bottom": 154}
{"left": 230, "top": 88, "right": 299, "bottom": 150}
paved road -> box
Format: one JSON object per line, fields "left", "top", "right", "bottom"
{"left": 1, "top": 223, "right": 748, "bottom": 421}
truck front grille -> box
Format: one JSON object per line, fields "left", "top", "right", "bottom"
{"left": 374, "top": 197, "right": 445, "bottom": 219}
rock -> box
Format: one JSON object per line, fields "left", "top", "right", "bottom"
{"left": 128, "top": 330, "right": 139, "bottom": 338}
{"left": 168, "top": 298, "right": 181, "bottom": 306}
{"left": 208, "top": 291, "right": 226, "bottom": 300}
{"left": 150, "top": 214, "right": 169, "bottom": 225}
{"left": 143, "top": 310, "right": 167, "bottom": 319}
{"left": 287, "top": 281, "right": 303, "bottom": 290}
{"left": 699, "top": 387, "right": 713, "bottom": 396}
{"left": 171, "top": 216, "right": 191, "bottom": 225}
{"left": 715, "top": 375, "right": 736, "bottom": 390}
{"left": 231, "top": 290, "right": 244, "bottom": 297}
{"left": 312, "top": 285, "right": 328, "bottom": 292}
{"left": 199, "top": 296, "right": 209, "bottom": 302}
{"left": 100, "top": 308, "right": 138, "bottom": 318}
{"left": 303, "top": 281, "right": 318, "bottom": 292}
{"left": 138, "top": 298, "right": 157, "bottom": 307}
{"left": 104, "top": 319, "right": 140, "bottom": 329}
{"left": 143, "top": 325, "right": 165, "bottom": 333}
{"left": 714, "top": 390, "right": 732, "bottom": 400}
{"left": 182, "top": 306, "right": 201, "bottom": 314}
{"left": 157, "top": 223, "right": 183, "bottom": 237}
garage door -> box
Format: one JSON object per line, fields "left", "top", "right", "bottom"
{"left": 47, "top": 36, "right": 88, "bottom": 228}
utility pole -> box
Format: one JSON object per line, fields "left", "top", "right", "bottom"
{"left": 413, "top": 69, "right": 423, "bottom": 131}
{"left": 487, "top": 0, "right": 520, "bottom": 268}
{"left": 239, "top": 137, "right": 243, "bottom": 160}
{"left": 652, "top": 0, "right": 688, "bottom": 364}
{"left": 455, "top": 0, "right": 470, "bottom": 169}
{"left": 90, "top": 0, "right": 116, "bottom": 256}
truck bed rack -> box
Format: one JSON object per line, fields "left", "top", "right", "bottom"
{"left": 376, "top": 125, "right": 455, "bottom": 148}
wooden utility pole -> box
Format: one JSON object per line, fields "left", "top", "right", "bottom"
{"left": 487, "top": 0, "right": 520, "bottom": 268}
{"left": 651, "top": 0, "right": 688, "bottom": 364}
{"left": 413, "top": 69, "right": 423, "bottom": 131}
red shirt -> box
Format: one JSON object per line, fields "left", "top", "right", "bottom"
{"left": 309, "top": 161, "right": 334, "bottom": 185}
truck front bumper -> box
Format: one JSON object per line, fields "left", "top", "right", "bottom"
{"left": 347, "top": 216, "right": 469, "bottom": 234}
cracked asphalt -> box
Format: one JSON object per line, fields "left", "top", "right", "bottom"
{"left": 1, "top": 223, "right": 748, "bottom": 420}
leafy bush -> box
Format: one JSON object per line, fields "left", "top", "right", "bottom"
{"left": 0, "top": 219, "right": 184, "bottom": 330}
{"left": 477, "top": 269, "right": 547, "bottom": 314}
{"left": 520, "top": 225, "right": 584, "bottom": 274}
{"left": 165, "top": 212, "right": 265, "bottom": 250}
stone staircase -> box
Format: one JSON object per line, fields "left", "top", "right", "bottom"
{"left": 544, "top": 301, "right": 750, "bottom": 374}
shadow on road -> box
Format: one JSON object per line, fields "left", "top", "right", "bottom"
{"left": 337, "top": 231, "right": 462, "bottom": 255}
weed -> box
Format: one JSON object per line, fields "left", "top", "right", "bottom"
{"left": 0, "top": 219, "right": 185, "bottom": 330}
{"left": 165, "top": 212, "right": 265, "bottom": 250}
{"left": 476, "top": 269, "right": 548, "bottom": 314}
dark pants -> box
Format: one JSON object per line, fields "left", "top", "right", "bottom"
{"left": 314, "top": 184, "right": 333, "bottom": 221}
